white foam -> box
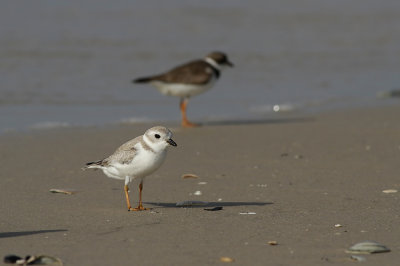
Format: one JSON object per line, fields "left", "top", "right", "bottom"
{"left": 30, "top": 121, "right": 71, "bottom": 130}
{"left": 118, "top": 117, "right": 152, "bottom": 125}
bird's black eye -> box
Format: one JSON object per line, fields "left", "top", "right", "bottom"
{"left": 155, "top": 134, "right": 160, "bottom": 139}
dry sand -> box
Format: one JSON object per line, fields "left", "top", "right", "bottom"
{"left": 0, "top": 106, "right": 399, "bottom": 265}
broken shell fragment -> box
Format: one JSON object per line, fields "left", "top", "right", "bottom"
{"left": 181, "top": 173, "right": 199, "bottom": 179}
{"left": 268, "top": 241, "right": 278, "bottom": 245}
{"left": 220, "top": 256, "right": 234, "bottom": 263}
{"left": 239, "top": 212, "right": 256, "bottom": 215}
{"left": 49, "top": 189, "right": 76, "bottom": 195}
{"left": 28, "top": 255, "right": 63, "bottom": 265}
{"left": 350, "top": 255, "right": 366, "bottom": 262}
{"left": 346, "top": 241, "right": 390, "bottom": 254}
{"left": 176, "top": 201, "right": 209, "bottom": 207}
{"left": 382, "top": 189, "right": 398, "bottom": 193}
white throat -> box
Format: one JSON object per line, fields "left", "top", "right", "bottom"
{"left": 143, "top": 135, "right": 154, "bottom": 149}
{"left": 143, "top": 134, "right": 166, "bottom": 153}
{"left": 204, "top": 57, "right": 221, "bottom": 71}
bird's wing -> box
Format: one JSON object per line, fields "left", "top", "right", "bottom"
{"left": 106, "top": 136, "right": 140, "bottom": 165}
{"left": 156, "top": 60, "right": 214, "bottom": 84}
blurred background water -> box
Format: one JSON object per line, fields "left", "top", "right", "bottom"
{"left": 1, "top": 0, "right": 400, "bottom": 133}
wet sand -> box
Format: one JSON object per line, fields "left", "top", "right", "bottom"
{"left": 0, "top": 105, "right": 399, "bottom": 265}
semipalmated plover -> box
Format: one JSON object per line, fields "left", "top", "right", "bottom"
{"left": 133, "top": 51, "right": 233, "bottom": 127}
{"left": 83, "top": 126, "right": 177, "bottom": 211}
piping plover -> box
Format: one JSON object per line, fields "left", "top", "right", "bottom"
{"left": 84, "top": 126, "right": 177, "bottom": 211}
{"left": 133, "top": 51, "right": 233, "bottom": 127}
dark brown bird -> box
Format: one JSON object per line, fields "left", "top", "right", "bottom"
{"left": 133, "top": 52, "right": 233, "bottom": 127}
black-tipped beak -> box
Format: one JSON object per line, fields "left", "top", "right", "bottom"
{"left": 226, "top": 60, "right": 234, "bottom": 67}
{"left": 167, "top": 138, "right": 177, "bottom": 147}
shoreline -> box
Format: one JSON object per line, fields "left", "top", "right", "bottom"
{"left": 0, "top": 104, "right": 399, "bottom": 265}
{"left": 0, "top": 98, "right": 397, "bottom": 137}
{"left": 1, "top": 97, "right": 398, "bottom": 135}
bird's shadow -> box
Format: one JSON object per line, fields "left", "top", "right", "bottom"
{"left": 201, "top": 117, "right": 314, "bottom": 126}
{"left": 146, "top": 201, "right": 273, "bottom": 208}
{"left": 0, "top": 229, "right": 68, "bottom": 239}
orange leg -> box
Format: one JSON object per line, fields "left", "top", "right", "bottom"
{"left": 132, "top": 182, "right": 151, "bottom": 211}
{"left": 124, "top": 185, "right": 135, "bottom": 211}
{"left": 180, "top": 98, "right": 199, "bottom": 128}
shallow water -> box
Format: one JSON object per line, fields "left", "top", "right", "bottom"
{"left": 1, "top": 0, "right": 400, "bottom": 132}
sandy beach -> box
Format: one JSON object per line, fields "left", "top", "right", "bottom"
{"left": 0, "top": 105, "right": 399, "bottom": 265}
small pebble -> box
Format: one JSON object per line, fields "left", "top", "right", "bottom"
{"left": 220, "top": 257, "right": 234, "bottom": 263}
{"left": 268, "top": 241, "right": 278, "bottom": 245}
{"left": 204, "top": 206, "right": 223, "bottom": 211}
{"left": 182, "top": 173, "right": 199, "bottom": 179}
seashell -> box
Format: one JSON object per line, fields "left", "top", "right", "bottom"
{"left": 334, "top": 224, "right": 342, "bottom": 228}
{"left": 268, "top": 241, "right": 278, "bottom": 245}
{"left": 175, "top": 201, "right": 209, "bottom": 207}
{"left": 3, "top": 254, "right": 63, "bottom": 265}
{"left": 382, "top": 189, "right": 398, "bottom": 193}
{"left": 28, "top": 255, "right": 63, "bottom": 265}
{"left": 220, "top": 256, "right": 234, "bottom": 263}
{"left": 193, "top": 191, "right": 202, "bottom": 196}
{"left": 346, "top": 241, "right": 390, "bottom": 254}
{"left": 49, "top": 189, "right": 76, "bottom": 195}
{"left": 181, "top": 173, "right": 199, "bottom": 179}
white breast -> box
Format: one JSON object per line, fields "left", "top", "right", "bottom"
{"left": 150, "top": 78, "right": 216, "bottom": 98}
{"left": 102, "top": 143, "right": 167, "bottom": 181}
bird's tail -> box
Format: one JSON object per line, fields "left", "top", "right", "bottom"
{"left": 82, "top": 160, "right": 104, "bottom": 171}
{"left": 132, "top": 76, "right": 154, "bottom": 83}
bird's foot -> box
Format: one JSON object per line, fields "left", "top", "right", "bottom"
{"left": 182, "top": 121, "right": 201, "bottom": 128}
{"left": 128, "top": 206, "right": 151, "bottom": 211}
